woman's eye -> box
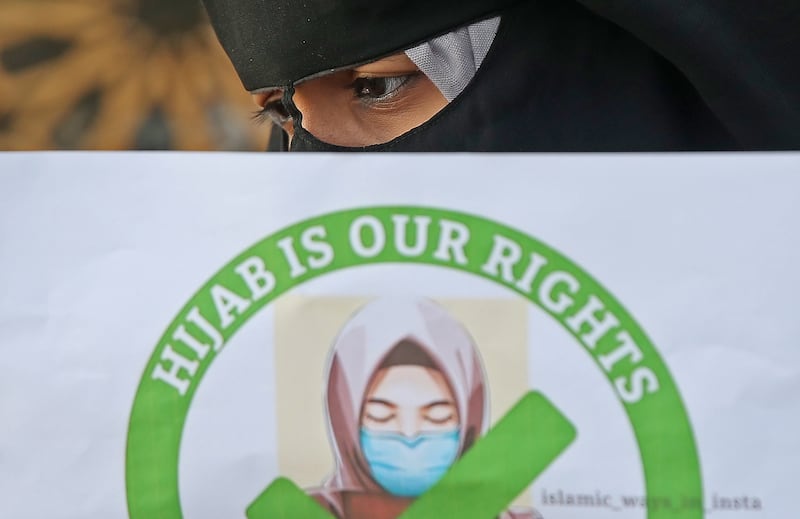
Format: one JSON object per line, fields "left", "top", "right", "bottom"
{"left": 365, "top": 411, "right": 395, "bottom": 423}
{"left": 253, "top": 99, "right": 291, "bottom": 127}
{"left": 351, "top": 75, "right": 416, "bottom": 103}
{"left": 364, "top": 402, "right": 395, "bottom": 423}
{"left": 424, "top": 405, "right": 455, "bottom": 424}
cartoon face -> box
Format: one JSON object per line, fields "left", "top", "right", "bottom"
{"left": 357, "top": 345, "right": 463, "bottom": 498}
{"left": 318, "top": 299, "right": 489, "bottom": 501}
{"left": 361, "top": 365, "right": 460, "bottom": 436}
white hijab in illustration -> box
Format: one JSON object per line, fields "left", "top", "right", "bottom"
{"left": 307, "top": 297, "right": 538, "bottom": 519}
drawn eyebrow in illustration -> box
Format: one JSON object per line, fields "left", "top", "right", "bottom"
{"left": 421, "top": 400, "right": 454, "bottom": 410}
{"left": 366, "top": 398, "right": 396, "bottom": 408}
{"left": 364, "top": 399, "right": 455, "bottom": 409}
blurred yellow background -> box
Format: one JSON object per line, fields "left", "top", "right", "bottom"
{"left": 0, "top": 0, "right": 270, "bottom": 151}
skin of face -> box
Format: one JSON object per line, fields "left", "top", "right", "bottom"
{"left": 252, "top": 54, "right": 448, "bottom": 147}
{"left": 361, "top": 365, "right": 459, "bottom": 437}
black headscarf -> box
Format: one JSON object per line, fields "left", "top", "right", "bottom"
{"left": 202, "top": 0, "right": 800, "bottom": 151}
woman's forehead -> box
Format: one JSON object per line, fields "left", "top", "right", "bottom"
{"left": 201, "top": 0, "right": 516, "bottom": 90}
{"left": 352, "top": 54, "right": 419, "bottom": 75}
{"left": 366, "top": 366, "right": 455, "bottom": 404}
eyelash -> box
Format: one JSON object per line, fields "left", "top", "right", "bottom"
{"left": 350, "top": 73, "right": 420, "bottom": 105}
{"left": 365, "top": 412, "right": 395, "bottom": 423}
{"left": 252, "top": 98, "right": 291, "bottom": 127}
{"left": 424, "top": 413, "right": 455, "bottom": 425}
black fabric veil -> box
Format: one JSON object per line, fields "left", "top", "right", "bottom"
{"left": 202, "top": 0, "right": 516, "bottom": 90}
{"left": 202, "top": 0, "right": 800, "bottom": 151}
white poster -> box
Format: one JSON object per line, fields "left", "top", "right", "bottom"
{"left": 1, "top": 152, "right": 798, "bottom": 519}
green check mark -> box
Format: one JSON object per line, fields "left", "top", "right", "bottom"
{"left": 246, "top": 391, "right": 576, "bottom": 519}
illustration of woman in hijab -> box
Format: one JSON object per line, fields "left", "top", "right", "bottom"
{"left": 307, "top": 297, "right": 539, "bottom": 519}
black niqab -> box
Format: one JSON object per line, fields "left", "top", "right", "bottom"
{"left": 202, "top": 0, "right": 800, "bottom": 151}
{"left": 202, "top": 0, "right": 516, "bottom": 90}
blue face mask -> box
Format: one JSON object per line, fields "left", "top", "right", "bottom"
{"left": 360, "top": 428, "right": 460, "bottom": 497}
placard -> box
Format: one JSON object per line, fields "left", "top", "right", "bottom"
{"left": 1, "top": 153, "right": 798, "bottom": 519}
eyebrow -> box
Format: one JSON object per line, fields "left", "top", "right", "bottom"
{"left": 422, "top": 400, "right": 456, "bottom": 410}
{"left": 365, "top": 398, "right": 396, "bottom": 408}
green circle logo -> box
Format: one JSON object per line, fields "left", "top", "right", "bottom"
{"left": 126, "top": 206, "right": 702, "bottom": 518}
